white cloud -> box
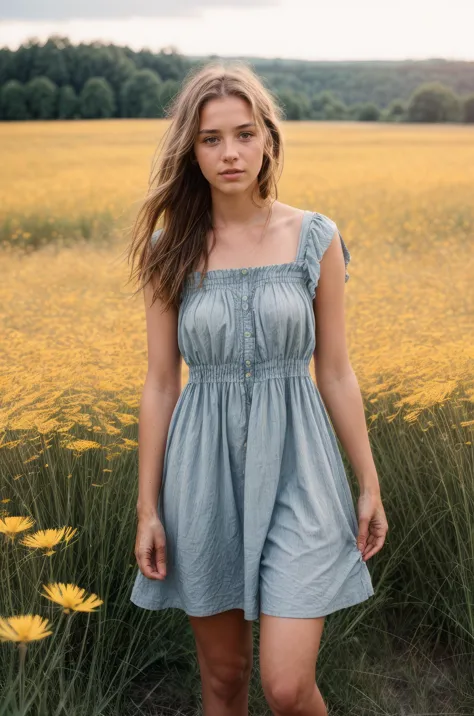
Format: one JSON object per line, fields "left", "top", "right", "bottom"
{"left": 0, "top": 0, "right": 276, "bottom": 21}
{"left": 0, "top": 0, "right": 473, "bottom": 61}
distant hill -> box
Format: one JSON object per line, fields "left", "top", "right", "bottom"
{"left": 212, "top": 56, "right": 474, "bottom": 108}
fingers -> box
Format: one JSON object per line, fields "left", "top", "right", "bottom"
{"left": 361, "top": 534, "right": 385, "bottom": 561}
{"left": 359, "top": 531, "right": 386, "bottom": 561}
{"left": 356, "top": 517, "right": 370, "bottom": 552}
{"left": 155, "top": 543, "right": 167, "bottom": 578}
{"left": 135, "top": 536, "right": 167, "bottom": 580}
{"left": 357, "top": 498, "right": 389, "bottom": 562}
{"left": 137, "top": 546, "right": 167, "bottom": 580}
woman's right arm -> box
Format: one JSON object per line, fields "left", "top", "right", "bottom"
{"left": 134, "top": 279, "right": 182, "bottom": 580}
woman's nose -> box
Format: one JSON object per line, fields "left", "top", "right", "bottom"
{"left": 221, "top": 141, "right": 239, "bottom": 160}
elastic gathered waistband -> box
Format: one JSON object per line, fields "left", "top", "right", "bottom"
{"left": 188, "top": 358, "right": 311, "bottom": 383}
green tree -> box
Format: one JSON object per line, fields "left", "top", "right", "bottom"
{"left": 346, "top": 102, "right": 363, "bottom": 120}
{"left": 120, "top": 69, "right": 161, "bottom": 118}
{"left": 310, "top": 90, "right": 337, "bottom": 119}
{"left": 277, "top": 89, "right": 310, "bottom": 120}
{"left": 79, "top": 76, "right": 116, "bottom": 118}
{"left": 358, "top": 102, "right": 380, "bottom": 121}
{"left": 309, "top": 90, "right": 346, "bottom": 120}
{"left": 29, "top": 35, "right": 70, "bottom": 87}
{"left": 323, "top": 99, "right": 347, "bottom": 120}
{"left": 25, "top": 75, "right": 58, "bottom": 119}
{"left": 385, "top": 98, "right": 407, "bottom": 122}
{"left": 58, "top": 84, "right": 78, "bottom": 119}
{"left": 62, "top": 42, "right": 135, "bottom": 98}
{"left": 0, "top": 79, "right": 29, "bottom": 120}
{"left": 462, "top": 93, "right": 474, "bottom": 123}
{"left": 130, "top": 47, "right": 189, "bottom": 81}
{"left": 407, "top": 81, "right": 462, "bottom": 122}
{"left": 0, "top": 47, "right": 14, "bottom": 85}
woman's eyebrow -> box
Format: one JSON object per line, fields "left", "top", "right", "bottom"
{"left": 197, "top": 122, "right": 256, "bottom": 134}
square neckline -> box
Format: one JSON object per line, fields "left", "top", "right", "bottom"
{"left": 191, "top": 209, "right": 311, "bottom": 279}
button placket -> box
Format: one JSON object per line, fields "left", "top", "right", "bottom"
{"left": 241, "top": 269, "right": 254, "bottom": 404}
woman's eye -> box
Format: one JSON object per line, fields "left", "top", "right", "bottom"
{"left": 203, "top": 132, "right": 253, "bottom": 144}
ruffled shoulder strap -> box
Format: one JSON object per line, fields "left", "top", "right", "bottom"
{"left": 302, "top": 211, "right": 351, "bottom": 298}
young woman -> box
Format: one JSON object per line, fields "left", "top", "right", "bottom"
{"left": 128, "top": 61, "right": 388, "bottom": 716}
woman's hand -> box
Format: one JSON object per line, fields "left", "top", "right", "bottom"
{"left": 135, "top": 513, "right": 167, "bottom": 580}
{"left": 356, "top": 489, "right": 388, "bottom": 561}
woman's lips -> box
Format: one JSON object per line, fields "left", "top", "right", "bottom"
{"left": 220, "top": 170, "right": 244, "bottom": 179}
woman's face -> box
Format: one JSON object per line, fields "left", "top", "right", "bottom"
{"left": 193, "top": 95, "right": 265, "bottom": 196}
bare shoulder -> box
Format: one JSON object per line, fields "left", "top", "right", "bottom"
{"left": 271, "top": 201, "right": 306, "bottom": 233}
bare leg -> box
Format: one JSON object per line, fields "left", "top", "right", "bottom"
{"left": 188, "top": 608, "right": 254, "bottom": 716}
{"left": 259, "top": 613, "right": 327, "bottom": 716}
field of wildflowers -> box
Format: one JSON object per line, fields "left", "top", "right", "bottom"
{"left": 1, "top": 119, "right": 473, "bottom": 714}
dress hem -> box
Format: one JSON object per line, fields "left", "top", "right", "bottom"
{"left": 129, "top": 579, "right": 375, "bottom": 622}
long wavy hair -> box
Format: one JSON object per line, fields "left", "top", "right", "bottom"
{"left": 127, "top": 60, "right": 285, "bottom": 311}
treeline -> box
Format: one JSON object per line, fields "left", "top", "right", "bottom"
{"left": 1, "top": 36, "right": 474, "bottom": 123}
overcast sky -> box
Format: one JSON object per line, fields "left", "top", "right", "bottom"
{"left": 1, "top": 0, "right": 473, "bottom": 61}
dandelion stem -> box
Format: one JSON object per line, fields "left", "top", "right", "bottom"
{"left": 18, "top": 642, "right": 27, "bottom": 715}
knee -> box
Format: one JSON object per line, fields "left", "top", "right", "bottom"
{"left": 262, "top": 674, "right": 313, "bottom": 715}
{"left": 207, "top": 654, "right": 253, "bottom": 703}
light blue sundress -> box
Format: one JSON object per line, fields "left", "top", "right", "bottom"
{"left": 130, "top": 210, "right": 375, "bottom": 621}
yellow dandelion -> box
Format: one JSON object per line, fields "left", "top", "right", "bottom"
{"left": 57, "top": 424, "right": 77, "bottom": 434}
{"left": 404, "top": 409, "right": 422, "bottom": 423}
{"left": 63, "top": 439, "right": 102, "bottom": 452}
{"left": 121, "top": 437, "right": 138, "bottom": 450}
{"left": 0, "top": 516, "right": 35, "bottom": 540}
{"left": 105, "top": 450, "right": 122, "bottom": 460}
{"left": 0, "top": 614, "right": 53, "bottom": 643}
{"left": 70, "top": 414, "right": 93, "bottom": 428}
{"left": 62, "top": 526, "right": 77, "bottom": 543}
{"left": 94, "top": 400, "right": 118, "bottom": 412}
{"left": 1, "top": 498, "right": 11, "bottom": 504}
{"left": 102, "top": 423, "right": 121, "bottom": 435}
{"left": 114, "top": 412, "right": 138, "bottom": 426}
{"left": 41, "top": 582, "right": 103, "bottom": 614}
{"left": 0, "top": 440, "right": 22, "bottom": 449}
{"left": 20, "top": 526, "right": 78, "bottom": 556}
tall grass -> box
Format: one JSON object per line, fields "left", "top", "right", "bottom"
{"left": 0, "top": 119, "right": 473, "bottom": 714}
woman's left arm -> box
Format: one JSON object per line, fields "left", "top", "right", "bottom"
{"left": 313, "top": 229, "right": 388, "bottom": 561}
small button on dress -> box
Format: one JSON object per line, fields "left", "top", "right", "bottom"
{"left": 130, "top": 210, "right": 375, "bottom": 620}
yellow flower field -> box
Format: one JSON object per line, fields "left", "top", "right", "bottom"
{"left": 1, "top": 118, "right": 474, "bottom": 715}
{"left": 0, "top": 119, "right": 473, "bottom": 451}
